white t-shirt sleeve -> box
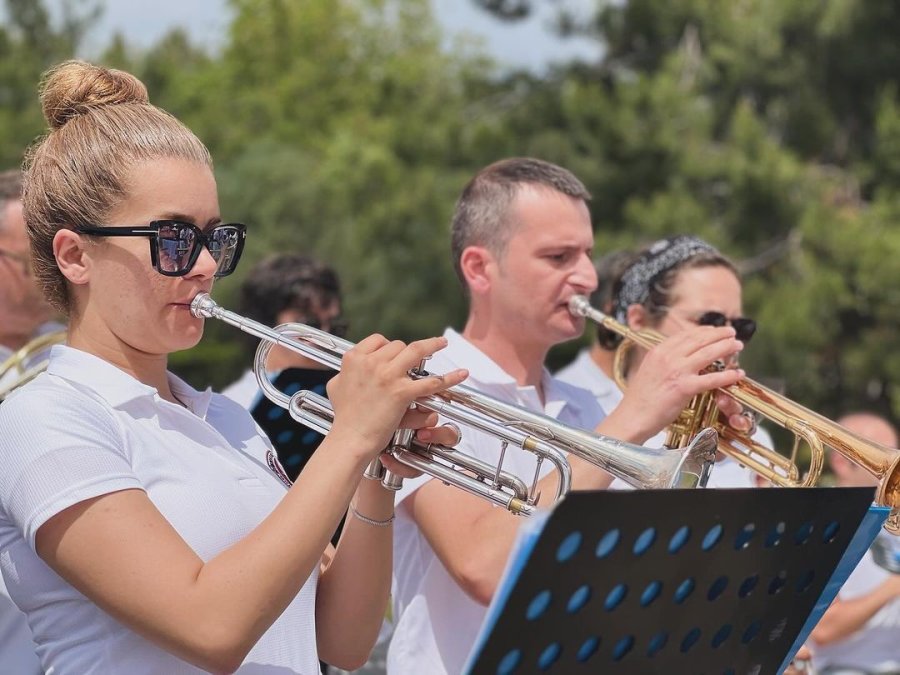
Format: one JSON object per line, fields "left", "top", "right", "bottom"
{"left": 0, "top": 384, "right": 142, "bottom": 550}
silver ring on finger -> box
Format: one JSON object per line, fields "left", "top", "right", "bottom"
{"left": 740, "top": 410, "right": 759, "bottom": 436}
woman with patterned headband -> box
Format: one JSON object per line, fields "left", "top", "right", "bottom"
{"left": 557, "top": 234, "right": 768, "bottom": 488}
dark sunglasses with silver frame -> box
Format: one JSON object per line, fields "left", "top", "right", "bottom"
{"left": 75, "top": 220, "right": 246, "bottom": 278}
{"left": 304, "top": 316, "right": 349, "bottom": 339}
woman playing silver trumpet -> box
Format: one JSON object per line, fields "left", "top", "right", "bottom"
{"left": 0, "top": 60, "right": 468, "bottom": 674}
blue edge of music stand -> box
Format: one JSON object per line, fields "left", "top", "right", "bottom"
{"left": 463, "top": 487, "right": 887, "bottom": 675}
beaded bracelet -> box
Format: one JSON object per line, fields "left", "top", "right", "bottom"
{"left": 350, "top": 503, "right": 395, "bottom": 527}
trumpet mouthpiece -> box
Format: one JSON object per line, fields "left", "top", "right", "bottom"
{"left": 190, "top": 293, "right": 217, "bottom": 319}
{"left": 568, "top": 295, "right": 590, "bottom": 317}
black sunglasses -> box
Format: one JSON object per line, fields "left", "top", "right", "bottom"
{"left": 75, "top": 221, "right": 247, "bottom": 278}
{"left": 305, "top": 316, "right": 349, "bottom": 339}
{"left": 695, "top": 311, "right": 757, "bottom": 342}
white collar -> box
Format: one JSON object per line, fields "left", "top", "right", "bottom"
{"left": 46, "top": 345, "right": 213, "bottom": 417}
{"left": 441, "top": 328, "right": 583, "bottom": 418}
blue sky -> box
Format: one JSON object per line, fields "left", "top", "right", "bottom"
{"left": 69, "top": 0, "right": 600, "bottom": 72}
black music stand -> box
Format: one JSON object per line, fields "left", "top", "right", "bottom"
{"left": 464, "top": 487, "right": 883, "bottom": 675}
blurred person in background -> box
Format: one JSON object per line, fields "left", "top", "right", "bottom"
{"left": 223, "top": 253, "right": 345, "bottom": 482}
{"left": 810, "top": 412, "right": 900, "bottom": 675}
{"left": 0, "top": 169, "right": 61, "bottom": 392}
{"left": 222, "top": 254, "right": 395, "bottom": 675}
{"left": 0, "top": 167, "right": 49, "bottom": 675}
{"left": 556, "top": 235, "right": 768, "bottom": 489}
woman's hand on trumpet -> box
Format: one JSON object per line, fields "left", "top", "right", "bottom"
{"left": 603, "top": 325, "right": 745, "bottom": 444}
{"left": 325, "top": 334, "right": 468, "bottom": 464}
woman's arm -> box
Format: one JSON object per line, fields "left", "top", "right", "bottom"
{"left": 314, "top": 472, "right": 395, "bottom": 670}
{"left": 37, "top": 429, "right": 372, "bottom": 673}
{"left": 315, "top": 423, "right": 459, "bottom": 669}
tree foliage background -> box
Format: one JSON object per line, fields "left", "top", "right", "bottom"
{"left": 2, "top": 0, "right": 897, "bottom": 428}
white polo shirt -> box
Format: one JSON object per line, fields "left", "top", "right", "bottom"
{"left": 556, "top": 347, "right": 761, "bottom": 489}
{"left": 388, "top": 329, "right": 606, "bottom": 675}
{"left": 0, "top": 346, "right": 321, "bottom": 675}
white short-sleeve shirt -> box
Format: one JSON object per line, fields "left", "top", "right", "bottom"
{"left": 556, "top": 347, "right": 762, "bottom": 489}
{"left": 0, "top": 346, "right": 321, "bottom": 675}
{"left": 0, "top": 322, "right": 66, "bottom": 675}
{"left": 388, "top": 329, "right": 606, "bottom": 675}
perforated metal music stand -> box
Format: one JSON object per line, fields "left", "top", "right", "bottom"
{"left": 465, "top": 487, "right": 882, "bottom": 675}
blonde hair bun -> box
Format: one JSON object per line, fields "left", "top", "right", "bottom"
{"left": 40, "top": 60, "right": 149, "bottom": 130}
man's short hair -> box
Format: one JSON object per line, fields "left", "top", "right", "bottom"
{"left": 450, "top": 158, "right": 591, "bottom": 287}
{"left": 0, "top": 169, "right": 24, "bottom": 233}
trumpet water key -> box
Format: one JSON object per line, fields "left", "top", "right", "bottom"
{"left": 192, "top": 293, "right": 719, "bottom": 516}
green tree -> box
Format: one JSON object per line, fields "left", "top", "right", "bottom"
{"left": 205, "top": 0, "right": 481, "bottom": 342}
{"left": 0, "top": 0, "right": 99, "bottom": 167}
{"left": 104, "top": 0, "right": 498, "bottom": 385}
{"left": 471, "top": 0, "right": 900, "bottom": 421}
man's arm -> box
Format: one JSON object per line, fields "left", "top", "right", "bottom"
{"left": 403, "top": 455, "right": 614, "bottom": 606}
{"left": 405, "top": 325, "right": 747, "bottom": 606}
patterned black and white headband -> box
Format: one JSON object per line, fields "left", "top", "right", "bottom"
{"left": 613, "top": 235, "right": 719, "bottom": 323}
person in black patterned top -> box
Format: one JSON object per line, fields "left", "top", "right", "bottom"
{"left": 223, "top": 253, "right": 346, "bottom": 482}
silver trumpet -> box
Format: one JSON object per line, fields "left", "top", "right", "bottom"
{"left": 192, "top": 293, "right": 718, "bottom": 516}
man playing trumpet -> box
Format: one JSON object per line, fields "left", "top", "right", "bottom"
{"left": 0, "top": 168, "right": 55, "bottom": 673}
{"left": 388, "top": 157, "right": 752, "bottom": 674}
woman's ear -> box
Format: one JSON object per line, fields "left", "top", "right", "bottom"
{"left": 459, "top": 245, "right": 494, "bottom": 297}
{"left": 53, "top": 229, "right": 92, "bottom": 286}
{"left": 626, "top": 303, "right": 650, "bottom": 331}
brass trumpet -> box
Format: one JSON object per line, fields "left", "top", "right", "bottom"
{"left": 192, "top": 293, "right": 719, "bottom": 516}
{"left": 569, "top": 294, "right": 900, "bottom": 534}
{"left": 0, "top": 330, "right": 66, "bottom": 401}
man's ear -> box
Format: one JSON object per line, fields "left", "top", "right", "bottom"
{"left": 625, "top": 303, "right": 650, "bottom": 331}
{"left": 459, "top": 245, "right": 495, "bottom": 296}
{"left": 53, "top": 229, "right": 92, "bottom": 286}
